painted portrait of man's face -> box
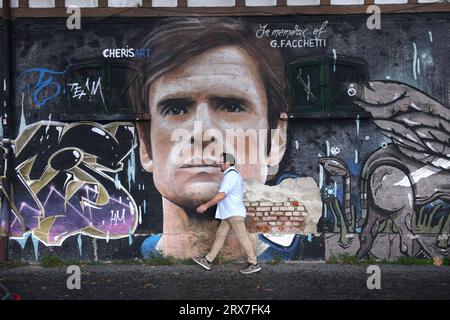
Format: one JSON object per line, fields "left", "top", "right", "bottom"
{"left": 139, "top": 45, "right": 286, "bottom": 209}
{"left": 135, "top": 18, "right": 287, "bottom": 213}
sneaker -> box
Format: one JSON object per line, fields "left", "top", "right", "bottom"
{"left": 192, "top": 256, "right": 212, "bottom": 270}
{"left": 240, "top": 263, "right": 261, "bottom": 274}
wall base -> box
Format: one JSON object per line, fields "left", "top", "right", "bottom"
{"left": 0, "top": 237, "right": 8, "bottom": 262}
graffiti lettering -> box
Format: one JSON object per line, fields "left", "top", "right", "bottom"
{"left": 255, "top": 24, "right": 270, "bottom": 39}
{"left": 17, "top": 68, "right": 109, "bottom": 108}
{"left": 68, "top": 77, "right": 104, "bottom": 103}
{"left": 17, "top": 68, "right": 67, "bottom": 107}
{"left": 271, "top": 26, "right": 309, "bottom": 39}
{"left": 256, "top": 21, "right": 328, "bottom": 41}
{"left": 9, "top": 122, "right": 139, "bottom": 246}
{"left": 102, "top": 47, "right": 151, "bottom": 59}
{"left": 110, "top": 210, "right": 126, "bottom": 226}
{"left": 270, "top": 39, "right": 326, "bottom": 48}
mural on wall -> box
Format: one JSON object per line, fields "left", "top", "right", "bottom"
{"left": 15, "top": 58, "right": 140, "bottom": 117}
{"left": 8, "top": 121, "right": 139, "bottom": 246}
{"left": 131, "top": 17, "right": 325, "bottom": 260}
{"left": 321, "top": 81, "right": 450, "bottom": 261}
{"left": 0, "top": 22, "right": 6, "bottom": 239}
{"left": 5, "top": 17, "right": 328, "bottom": 261}
{"left": 3, "top": 14, "right": 450, "bottom": 262}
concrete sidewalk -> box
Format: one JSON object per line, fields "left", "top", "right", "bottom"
{"left": 1, "top": 263, "right": 450, "bottom": 300}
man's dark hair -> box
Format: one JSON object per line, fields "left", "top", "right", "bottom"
{"left": 222, "top": 153, "right": 235, "bottom": 166}
{"left": 131, "top": 17, "right": 286, "bottom": 157}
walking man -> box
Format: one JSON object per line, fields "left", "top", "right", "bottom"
{"left": 193, "top": 153, "right": 261, "bottom": 274}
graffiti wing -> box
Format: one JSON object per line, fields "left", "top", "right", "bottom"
{"left": 355, "top": 81, "right": 450, "bottom": 171}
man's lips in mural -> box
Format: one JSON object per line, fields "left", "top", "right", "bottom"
{"left": 180, "top": 163, "right": 221, "bottom": 169}
{"left": 179, "top": 160, "right": 222, "bottom": 176}
{"left": 181, "top": 163, "right": 220, "bottom": 168}
{"left": 180, "top": 158, "right": 221, "bottom": 169}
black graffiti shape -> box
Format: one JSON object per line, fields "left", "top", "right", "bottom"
{"left": 56, "top": 124, "right": 134, "bottom": 171}
{"left": 14, "top": 123, "right": 135, "bottom": 180}
{"left": 14, "top": 125, "right": 62, "bottom": 180}
{"left": 49, "top": 148, "right": 83, "bottom": 171}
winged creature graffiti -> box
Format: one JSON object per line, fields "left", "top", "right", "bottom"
{"left": 321, "top": 80, "right": 450, "bottom": 260}
{"left": 8, "top": 121, "right": 139, "bottom": 246}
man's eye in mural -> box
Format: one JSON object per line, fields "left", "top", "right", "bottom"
{"left": 160, "top": 97, "right": 247, "bottom": 117}
{"left": 160, "top": 98, "right": 192, "bottom": 117}
{"left": 216, "top": 97, "right": 247, "bottom": 113}
{"left": 164, "top": 106, "right": 188, "bottom": 116}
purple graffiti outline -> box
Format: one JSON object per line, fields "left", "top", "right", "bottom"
{"left": 18, "top": 184, "right": 134, "bottom": 237}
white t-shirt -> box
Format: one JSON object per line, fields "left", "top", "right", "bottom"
{"left": 216, "top": 167, "right": 247, "bottom": 220}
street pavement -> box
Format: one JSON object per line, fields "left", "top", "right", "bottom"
{"left": 1, "top": 263, "right": 450, "bottom": 300}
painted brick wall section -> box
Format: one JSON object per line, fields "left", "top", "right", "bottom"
{"left": 244, "top": 199, "right": 307, "bottom": 233}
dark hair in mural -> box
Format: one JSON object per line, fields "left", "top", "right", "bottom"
{"left": 130, "top": 17, "right": 286, "bottom": 156}
{"left": 222, "top": 153, "right": 235, "bottom": 166}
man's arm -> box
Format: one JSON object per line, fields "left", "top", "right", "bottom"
{"left": 196, "top": 192, "right": 226, "bottom": 214}
{"left": 196, "top": 170, "right": 237, "bottom": 214}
